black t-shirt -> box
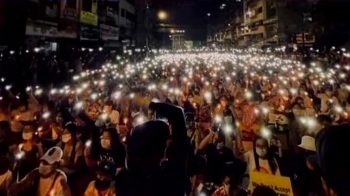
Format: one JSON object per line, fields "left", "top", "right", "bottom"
{"left": 99, "top": 146, "right": 126, "bottom": 168}
{"left": 116, "top": 168, "right": 168, "bottom": 196}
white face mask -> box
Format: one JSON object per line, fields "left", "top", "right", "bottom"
{"left": 217, "top": 142, "right": 224, "bottom": 150}
{"left": 61, "top": 134, "right": 71, "bottom": 143}
{"left": 101, "top": 139, "right": 111, "bottom": 149}
{"left": 22, "top": 132, "right": 33, "bottom": 140}
{"left": 256, "top": 147, "right": 268, "bottom": 157}
{"left": 38, "top": 164, "right": 53, "bottom": 176}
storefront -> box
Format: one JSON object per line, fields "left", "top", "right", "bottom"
{"left": 80, "top": 24, "right": 99, "bottom": 41}
{"left": 79, "top": 0, "right": 99, "bottom": 47}
{"left": 25, "top": 0, "right": 59, "bottom": 52}
{"left": 100, "top": 24, "right": 120, "bottom": 48}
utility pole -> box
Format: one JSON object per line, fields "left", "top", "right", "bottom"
{"left": 302, "top": 12, "right": 306, "bottom": 56}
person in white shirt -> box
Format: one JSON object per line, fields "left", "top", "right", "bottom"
{"left": 104, "top": 100, "right": 120, "bottom": 127}
{"left": 9, "top": 146, "right": 72, "bottom": 196}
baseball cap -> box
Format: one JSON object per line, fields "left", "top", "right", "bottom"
{"left": 40, "top": 146, "right": 63, "bottom": 165}
{"left": 316, "top": 124, "right": 350, "bottom": 196}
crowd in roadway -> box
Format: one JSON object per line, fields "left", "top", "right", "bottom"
{"left": 0, "top": 48, "right": 349, "bottom": 196}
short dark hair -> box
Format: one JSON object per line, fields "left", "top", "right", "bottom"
{"left": 105, "top": 100, "right": 113, "bottom": 106}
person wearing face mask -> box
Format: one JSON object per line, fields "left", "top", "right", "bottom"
{"left": 9, "top": 146, "right": 72, "bottom": 196}
{"left": 57, "top": 123, "right": 83, "bottom": 176}
{"left": 84, "top": 161, "right": 117, "bottom": 196}
{"left": 242, "top": 136, "right": 280, "bottom": 189}
{"left": 13, "top": 124, "right": 43, "bottom": 181}
{"left": 84, "top": 128, "right": 126, "bottom": 174}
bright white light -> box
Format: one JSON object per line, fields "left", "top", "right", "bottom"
{"left": 334, "top": 106, "right": 343, "bottom": 113}
{"left": 91, "top": 93, "right": 98, "bottom": 100}
{"left": 75, "top": 102, "right": 83, "bottom": 109}
{"left": 85, "top": 140, "right": 92, "bottom": 147}
{"left": 73, "top": 75, "right": 79, "bottom": 81}
{"left": 262, "top": 107, "right": 269, "bottom": 114}
{"left": 214, "top": 115, "right": 222, "bottom": 123}
{"left": 300, "top": 117, "right": 317, "bottom": 128}
{"left": 5, "top": 85, "right": 11, "bottom": 90}
{"left": 290, "top": 88, "right": 297, "bottom": 95}
{"left": 113, "top": 91, "right": 121, "bottom": 99}
{"left": 245, "top": 91, "right": 253, "bottom": 99}
{"left": 50, "top": 89, "right": 56, "bottom": 94}
{"left": 223, "top": 124, "right": 233, "bottom": 134}
{"left": 101, "top": 113, "right": 108, "bottom": 120}
{"left": 42, "top": 112, "right": 50, "bottom": 119}
{"left": 158, "top": 11, "right": 167, "bottom": 20}
{"left": 261, "top": 127, "right": 271, "bottom": 138}
{"left": 15, "top": 151, "right": 25, "bottom": 160}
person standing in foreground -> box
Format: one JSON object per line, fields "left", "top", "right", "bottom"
{"left": 9, "top": 146, "right": 71, "bottom": 196}
{"left": 316, "top": 124, "right": 350, "bottom": 196}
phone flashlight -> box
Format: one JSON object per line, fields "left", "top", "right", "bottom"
{"left": 85, "top": 140, "right": 92, "bottom": 147}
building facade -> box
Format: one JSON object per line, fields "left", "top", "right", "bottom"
{"left": 208, "top": 0, "right": 315, "bottom": 47}
{"left": 0, "top": 0, "right": 136, "bottom": 52}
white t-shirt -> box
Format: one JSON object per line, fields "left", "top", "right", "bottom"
{"left": 109, "top": 110, "right": 120, "bottom": 125}
{"left": 37, "top": 170, "right": 71, "bottom": 196}
{"left": 0, "top": 170, "right": 12, "bottom": 191}
{"left": 245, "top": 151, "right": 281, "bottom": 175}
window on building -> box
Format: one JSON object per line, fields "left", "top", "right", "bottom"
{"left": 126, "top": 11, "right": 135, "bottom": 21}
{"left": 257, "top": 7, "right": 262, "bottom": 14}
{"left": 66, "top": 0, "right": 76, "bottom": 8}
{"left": 121, "top": 8, "right": 126, "bottom": 17}
{"left": 82, "top": 0, "right": 92, "bottom": 12}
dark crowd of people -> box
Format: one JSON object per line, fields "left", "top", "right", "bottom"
{"left": 0, "top": 48, "right": 348, "bottom": 196}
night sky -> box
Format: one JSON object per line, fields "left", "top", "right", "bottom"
{"left": 154, "top": 0, "right": 216, "bottom": 40}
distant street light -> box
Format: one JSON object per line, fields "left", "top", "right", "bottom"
{"left": 207, "top": 13, "right": 211, "bottom": 17}
{"left": 158, "top": 11, "right": 168, "bottom": 20}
